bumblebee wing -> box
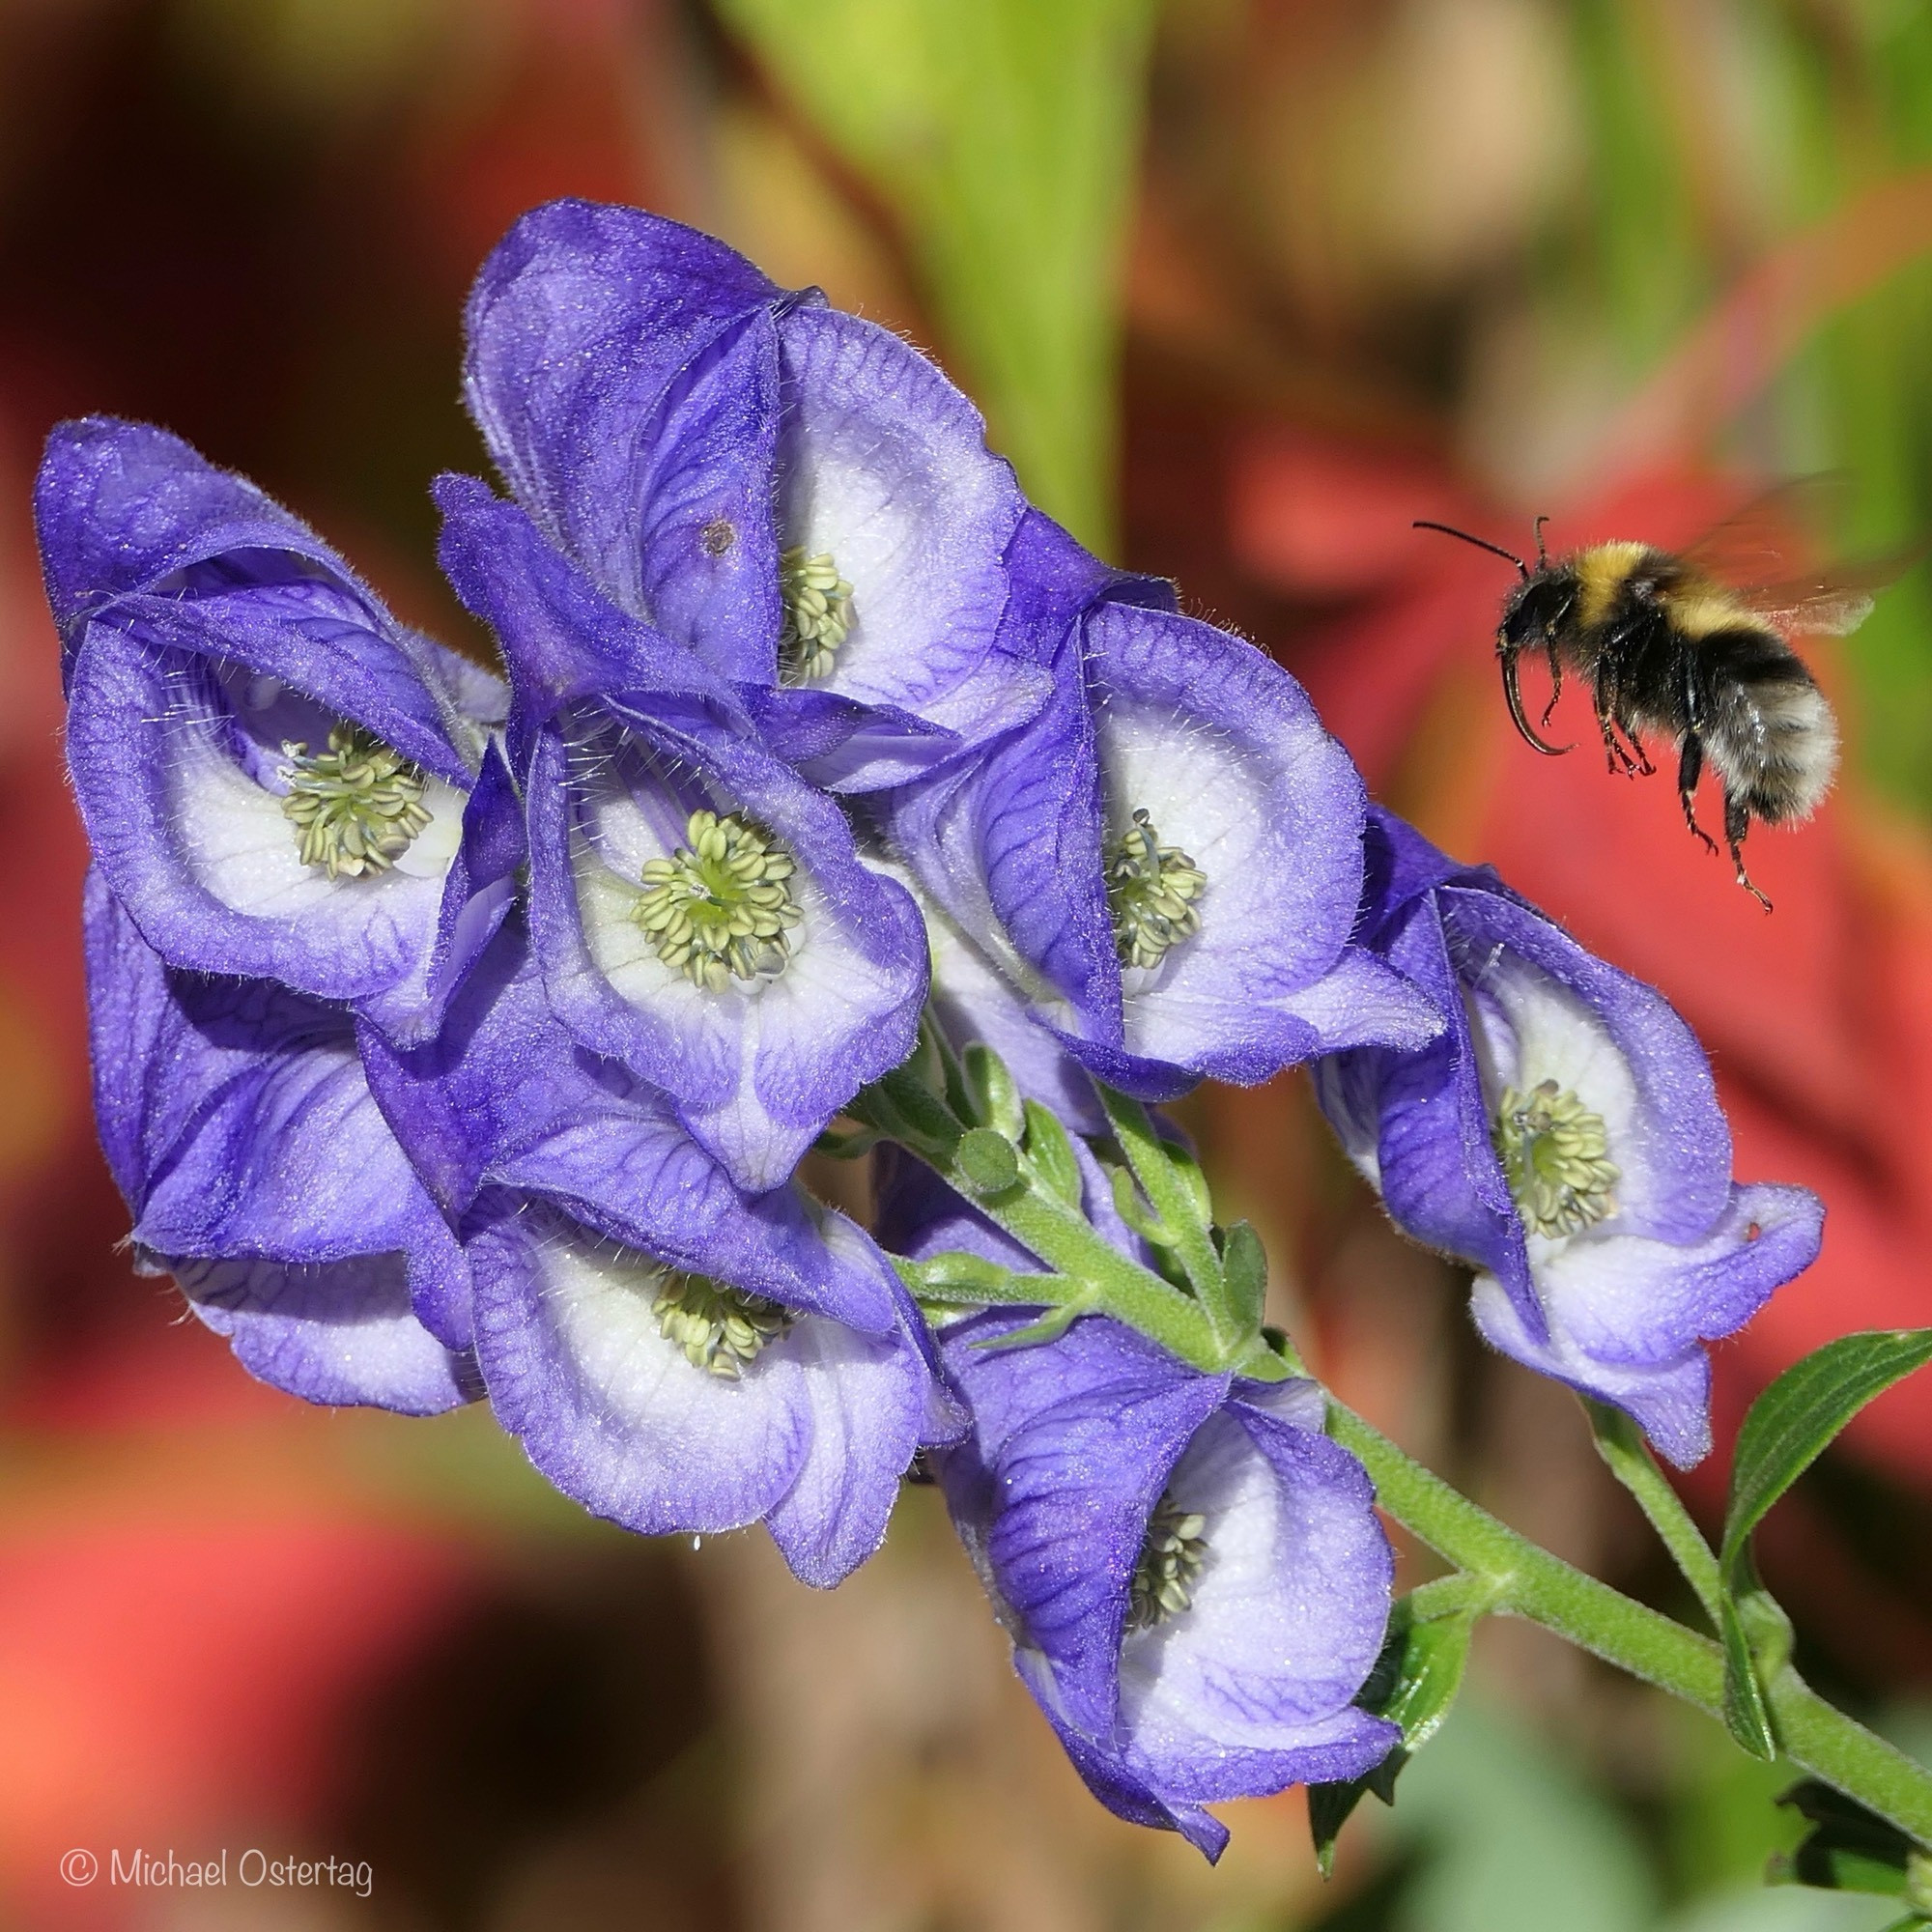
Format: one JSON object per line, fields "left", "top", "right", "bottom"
{"left": 1736, "top": 544, "right": 1928, "bottom": 636}
{"left": 1678, "top": 475, "right": 1850, "bottom": 589}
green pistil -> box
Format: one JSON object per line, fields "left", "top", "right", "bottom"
{"left": 279, "top": 724, "right": 433, "bottom": 881}
{"left": 635, "top": 809, "right": 803, "bottom": 992}
{"left": 1492, "top": 1078, "right": 1620, "bottom": 1237}
{"left": 653, "top": 1271, "right": 792, "bottom": 1378}
{"left": 1106, "top": 809, "right": 1207, "bottom": 969}
{"left": 779, "top": 547, "right": 853, "bottom": 684}
{"left": 1127, "top": 1493, "right": 1209, "bottom": 1633}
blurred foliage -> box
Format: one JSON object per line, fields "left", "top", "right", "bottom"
{"left": 716, "top": 0, "right": 1158, "bottom": 552}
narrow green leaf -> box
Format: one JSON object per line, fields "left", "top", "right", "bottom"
{"left": 1309, "top": 1595, "right": 1476, "bottom": 1876}
{"left": 1162, "top": 1139, "right": 1213, "bottom": 1227}
{"left": 714, "top": 0, "right": 1159, "bottom": 549}
{"left": 895, "top": 1251, "right": 1077, "bottom": 1307}
{"left": 1721, "top": 1330, "right": 1932, "bottom": 1580}
{"left": 1719, "top": 1594, "right": 1778, "bottom": 1762}
{"left": 962, "top": 1042, "right": 1024, "bottom": 1141}
{"left": 972, "top": 1300, "right": 1091, "bottom": 1352}
{"left": 1106, "top": 1161, "right": 1171, "bottom": 1250}
{"left": 1220, "top": 1221, "right": 1267, "bottom": 1331}
{"left": 1021, "top": 1098, "right": 1083, "bottom": 1209}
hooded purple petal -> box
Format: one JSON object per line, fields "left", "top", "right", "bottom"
{"left": 463, "top": 200, "right": 1041, "bottom": 779}
{"left": 363, "top": 918, "right": 940, "bottom": 1581}
{"left": 769, "top": 305, "right": 1038, "bottom": 758}
{"left": 84, "top": 870, "right": 474, "bottom": 1412}
{"left": 934, "top": 1315, "right": 1396, "bottom": 1859}
{"left": 881, "top": 519, "right": 1435, "bottom": 1107}
{"left": 463, "top": 198, "right": 785, "bottom": 597}
{"left": 46, "top": 421, "right": 513, "bottom": 1042}
{"left": 1314, "top": 810, "right": 1825, "bottom": 1465}
{"left": 439, "top": 480, "right": 927, "bottom": 1190}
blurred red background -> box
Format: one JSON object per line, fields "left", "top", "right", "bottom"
{"left": 2, "top": 2, "right": 1929, "bottom": 1927}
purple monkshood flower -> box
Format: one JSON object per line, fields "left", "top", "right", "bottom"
{"left": 1312, "top": 810, "right": 1824, "bottom": 1467}
{"left": 882, "top": 511, "right": 1439, "bottom": 1117}
{"left": 877, "top": 1154, "right": 1396, "bottom": 1860}
{"left": 436, "top": 475, "right": 928, "bottom": 1191}
{"left": 937, "top": 1314, "right": 1396, "bottom": 1859}
{"left": 39, "top": 419, "right": 521, "bottom": 1044}
{"left": 360, "top": 923, "right": 958, "bottom": 1585}
{"left": 461, "top": 198, "right": 1045, "bottom": 787}
{"left": 85, "top": 871, "right": 478, "bottom": 1414}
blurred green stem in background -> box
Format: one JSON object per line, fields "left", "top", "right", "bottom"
{"left": 715, "top": 0, "right": 1158, "bottom": 554}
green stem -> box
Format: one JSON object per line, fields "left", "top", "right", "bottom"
{"left": 859, "top": 1067, "right": 1228, "bottom": 1369}
{"left": 1094, "top": 1085, "right": 1232, "bottom": 1334}
{"left": 1585, "top": 1398, "right": 1726, "bottom": 1627}
{"left": 856, "top": 1055, "right": 1932, "bottom": 1846}
{"left": 1329, "top": 1403, "right": 1932, "bottom": 1848}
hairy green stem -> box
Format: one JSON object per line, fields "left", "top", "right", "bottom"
{"left": 1329, "top": 1404, "right": 1932, "bottom": 1847}
{"left": 856, "top": 1059, "right": 1932, "bottom": 1847}
{"left": 1094, "top": 1085, "right": 1233, "bottom": 1335}
{"left": 1585, "top": 1398, "right": 1727, "bottom": 1627}
{"left": 860, "top": 1067, "right": 1228, "bottom": 1367}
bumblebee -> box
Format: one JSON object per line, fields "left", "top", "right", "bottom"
{"left": 1416, "top": 493, "right": 1908, "bottom": 909}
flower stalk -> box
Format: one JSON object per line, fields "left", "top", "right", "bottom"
{"left": 861, "top": 1050, "right": 1932, "bottom": 1855}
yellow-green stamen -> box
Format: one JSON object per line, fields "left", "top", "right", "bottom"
{"left": 1492, "top": 1079, "right": 1620, "bottom": 1237}
{"left": 779, "top": 547, "right": 853, "bottom": 685}
{"left": 635, "top": 809, "right": 803, "bottom": 992}
{"left": 279, "top": 724, "right": 433, "bottom": 881}
{"left": 1106, "top": 809, "right": 1207, "bottom": 970}
{"left": 1126, "top": 1492, "right": 1209, "bottom": 1633}
{"left": 653, "top": 1270, "right": 793, "bottom": 1378}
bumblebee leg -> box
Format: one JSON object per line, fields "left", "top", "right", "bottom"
{"left": 1622, "top": 712, "right": 1656, "bottom": 777}
{"left": 1677, "top": 735, "right": 1719, "bottom": 854}
{"left": 1596, "top": 679, "right": 1640, "bottom": 776}
{"left": 1724, "top": 790, "right": 1773, "bottom": 913}
{"left": 1540, "top": 641, "right": 1564, "bottom": 729}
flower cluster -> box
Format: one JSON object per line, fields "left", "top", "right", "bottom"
{"left": 42, "top": 198, "right": 1823, "bottom": 1857}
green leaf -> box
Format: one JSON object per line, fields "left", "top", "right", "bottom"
{"left": 1106, "top": 1161, "right": 1171, "bottom": 1250}
{"left": 1161, "top": 1138, "right": 1213, "bottom": 1227}
{"left": 1021, "top": 1099, "right": 1083, "bottom": 1209}
{"left": 1309, "top": 1594, "right": 1476, "bottom": 1877}
{"left": 714, "top": 0, "right": 1159, "bottom": 549}
{"left": 1711, "top": 1329, "right": 1932, "bottom": 1762}
{"left": 962, "top": 1042, "right": 1024, "bottom": 1141}
{"left": 895, "top": 1251, "right": 1076, "bottom": 1308}
{"left": 1771, "top": 1780, "right": 1932, "bottom": 1904}
{"left": 1721, "top": 1329, "right": 1932, "bottom": 1582}
{"left": 972, "top": 1300, "right": 1091, "bottom": 1352}
{"left": 1220, "top": 1221, "right": 1267, "bottom": 1331}
{"left": 955, "top": 1126, "right": 1022, "bottom": 1199}
{"left": 1719, "top": 1593, "right": 1779, "bottom": 1763}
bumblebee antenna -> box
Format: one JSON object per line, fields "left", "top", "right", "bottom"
{"left": 1412, "top": 520, "right": 1529, "bottom": 579}
{"left": 1532, "top": 514, "right": 1549, "bottom": 567}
